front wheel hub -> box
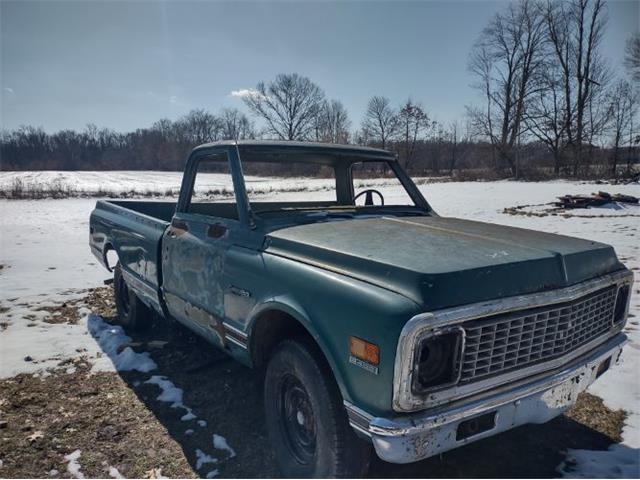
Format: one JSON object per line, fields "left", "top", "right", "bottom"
{"left": 279, "top": 374, "right": 316, "bottom": 464}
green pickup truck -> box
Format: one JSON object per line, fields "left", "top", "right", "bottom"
{"left": 90, "top": 140, "right": 633, "bottom": 477}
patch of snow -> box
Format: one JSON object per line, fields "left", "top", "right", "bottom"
{"left": 64, "top": 449, "right": 84, "bottom": 479}
{"left": 195, "top": 449, "right": 218, "bottom": 470}
{"left": 558, "top": 443, "right": 639, "bottom": 478}
{"left": 145, "top": 375, "right": 196, "bottom": 421}
{"left": 212, "top": 434, "right": 236, "bottom": 458}
{"left": 108, "top": 466, "right": 124, "bottom": 479}
{"left": 206, "top": 469, "right": 220, "bottom": 478}
{"left": 197, "top": 419, "right": 207, "bottom": 428}
{"left": 185, "top": 429, "right": 194, "bottom": 435}
{"left": 87, "top": 315, "right": 157, "bottom": 372}
{"left": 0, "top": 199, "right": 109, "bottom": 300}
{"left": 181, "top": 410, "right": 197, "bottom": 421}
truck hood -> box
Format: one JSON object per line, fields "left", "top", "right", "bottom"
{"left": 264, "top": 216, "right": 623, "bottom": 310}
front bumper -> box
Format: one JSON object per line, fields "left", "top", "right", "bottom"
{"left": 346, "top": 332, "right": 626, "bottom": 464}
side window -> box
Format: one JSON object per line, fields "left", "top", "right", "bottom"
{"left": 187, "top": 153, "right": 238, "bottom": 219}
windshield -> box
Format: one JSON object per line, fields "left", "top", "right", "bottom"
{"left": 237, "top": 152, "right": 427, "bottom": 217}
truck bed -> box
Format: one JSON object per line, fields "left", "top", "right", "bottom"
{"left": 89, "top": 200, "right": 176, "bottom": 313}
{"left": 105, "top": 200, "right": 177, "bottom": 222}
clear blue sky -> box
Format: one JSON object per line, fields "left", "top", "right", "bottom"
{"left": 1, "top": 0, "right": 637, "bottom": 133}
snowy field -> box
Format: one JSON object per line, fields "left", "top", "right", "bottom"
{"left": 0, "top": 176, "right": 638, "bottom": 477}
{"left": 0, "top": 170, "right": 414, "bottom": 199}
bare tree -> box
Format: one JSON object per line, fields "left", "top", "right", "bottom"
{"left": 468, "top": 0, "right": 547, "bottom": 174}
{"left": 397, "top": 99, "right": 432, "bottom": 170}
{"left": 220, "top": 108, "right": 255, "bottom": 140}
{"left": 624, "top": 33, "right": 640, "bottom": 83}
{"left": 361, "top": 96, "right": 398, "bottom": 149}
{"left": 314, "top": 100, "right": 351, "bottom": 144}
{"left": 448, "top": 121, "right": 460, "bottom": 174}
{"left": 242, "top": 73, "right": 325, "bottom": 140}
{"left": 607, "top": 79, "right": 638, "bottom": 175}
{"left": 525, "top": 62, "right": 569, "bottom": 174}
{"left": 546, "top": 0, "right": 610, "bottom": 175}
{"left": 178, "top": 109, "right": 222, "bottom": 144}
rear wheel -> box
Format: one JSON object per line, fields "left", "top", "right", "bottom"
{"left": 113, "top": 263, "right": 153, "bottom": 331}
{"left": 264, "top": 338, "right": 371, "bottom": 478}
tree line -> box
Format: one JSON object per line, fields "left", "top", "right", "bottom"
{"left": 1, "top": 0, "right": 638, "bottom": 179}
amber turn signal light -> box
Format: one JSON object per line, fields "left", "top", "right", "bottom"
{"left": 349, "top": 336, "right": 380, "bottom": 365}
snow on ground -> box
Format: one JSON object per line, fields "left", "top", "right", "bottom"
{"left": 64, "top": 449, "right": 84, "bottom": 479}
{"left": 0, "top": 170, "right": 413, "bottom": 199}
{"left": 87, "top": 315, "right": 157, "bottom": 373}
{"left": 212, "top": 434, "right": 236, "bottom": 458}
{"left": 0, "top": 177, "right": 639, "bottom": 477}
{"left": 144, "top": 375, "right": 197, "bottom": 421}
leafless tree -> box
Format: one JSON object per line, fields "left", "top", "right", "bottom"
{"left": 397, "top": 99, "right": 432, "bottom": 170}
{"left": 220, "top": 108, "right": 255, "bottom": 140}
{"left": 545, "top": 0, "right": 610, "bottom": 175}
{"left": 607, "top": 79, "right": 638, "bottom": 175}
{"left": 242, "top": 73, "right": 325, "bottom": 140}
{"left": 314, "top": 100, "right": 351, "bottom": 144}
{"left": 524, "top": 62, "right": 569, "bottom": 174}
{"left": 178, "top": 109, "right": 222, "bottom": 144}
{"left": 361, "top": 96, "right": 398, "bottom": 149}
{"left": 468, "top": 0, "right": 547, "bottom": 174}
{"left": 448, "top": 121, "right": 460, "bottom": 174}
{"left": 624, "top": 33, "right": 640, "bottom": 83}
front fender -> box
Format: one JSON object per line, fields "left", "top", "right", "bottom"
{"left": 231, "top": 248, "right": 421, "bottom": 416}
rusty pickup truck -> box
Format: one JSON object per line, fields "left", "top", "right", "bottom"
{"left": 90, "top": 140, "right": 633, "bottom": 477}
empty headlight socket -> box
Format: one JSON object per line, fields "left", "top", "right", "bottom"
{"left": 612, "top": 284, "right": 630, "bottom": 326}
{"left": 411, "top": 326, "right": 465, "bottom": 394}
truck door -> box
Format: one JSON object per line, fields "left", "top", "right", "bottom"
{"left": 161, "top": 150, "right": 242, "bottom": 348}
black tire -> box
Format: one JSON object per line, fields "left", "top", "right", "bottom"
{"left": 264, "top": 338, "right": 371, "bottom": 478}
{"left": 113, "top": 263, "right": 153, "bottom": 331}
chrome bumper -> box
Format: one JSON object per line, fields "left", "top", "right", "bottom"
{"left": 346, "top": 333, "right": 627, "bottom": 464}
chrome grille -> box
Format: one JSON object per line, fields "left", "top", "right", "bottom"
{"left": 460, "top": 285, "right": 618, "bottom": 384}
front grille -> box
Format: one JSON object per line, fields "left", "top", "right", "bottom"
{"left": 459, "top": 285, "right": 618, "bottom": 384}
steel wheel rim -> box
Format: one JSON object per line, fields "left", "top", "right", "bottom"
{"left": 278, "top": 373, "right": 316, "bottom": 465}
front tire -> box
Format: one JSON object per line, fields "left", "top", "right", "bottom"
{"left": 113, "top": 263, "right": 153, "bottom": 331}
{"left": 264, "top": 339, "right": 371, "bottom": 478}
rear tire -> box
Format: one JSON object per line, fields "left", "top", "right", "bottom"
{"left": 113, "top": 263, "right": 153, "bottom": 331}
{"left": 264, "top": 338, "right": 371, "bottom": 478}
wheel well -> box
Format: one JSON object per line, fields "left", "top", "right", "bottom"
{"left": 250, "top": 309, "right": 320, "bottom": 369}
{"left": 103, "top": 243, "right": 116, "bottom": 272}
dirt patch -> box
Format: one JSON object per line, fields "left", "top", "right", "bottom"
{"left": 36, "top": 300, "right": 84, "bottom": 325}
{"left": 84, "top": 287, "right": 116, "bottom": 319}
{"left": 565, "top": 392, "right": 626, "bottom": 442}
{"left": 0, "top": 364, "right": 196, "bottom": 479}
{"left": 504, "top": 202, "right": 640, "bottom": 218}
{"left": 0, "top": 290, "right": 630, "bottom": 478}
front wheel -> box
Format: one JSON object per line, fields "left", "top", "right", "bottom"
{"left": 264, "top": 339, "right": 371, "bottom": 478}
{"left": 113, "top": 263, "right": 153, "bottom": 331}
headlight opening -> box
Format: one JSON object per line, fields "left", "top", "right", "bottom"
{"left": 613, "top": 284, "right": 630, "bottom": 326}
{"left": 412, "top": 327, "right": 464, "bottom": 393}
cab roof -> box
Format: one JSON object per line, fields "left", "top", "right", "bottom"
{"left": 193, "top": 140, "right": 397, "bottom": 162}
